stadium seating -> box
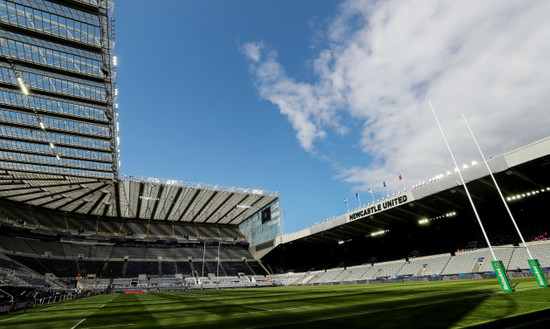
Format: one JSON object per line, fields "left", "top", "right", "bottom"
{"left": 478, "top": 246, "right": 515, "bottom": 272}
{"left": 342, "top": 264, "right": 375, "bottom": 281}
{"left": 314, "top": 268, "right": 345, "bottom": 283}
{"left": 398, "top": 254, "right": 451, "bottom": 277}
{"left": 370, "top": 260, "right": 406, "bottom": 279}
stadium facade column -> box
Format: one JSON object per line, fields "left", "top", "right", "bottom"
{"left": 528, "top": 259, "right": 549, "bottom": 288}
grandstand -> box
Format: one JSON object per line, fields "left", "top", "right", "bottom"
{"left": 0, "top": 0, "right": 281, "bottom": 299}
{"left": 261, "top": 137, "right": 550, "bottom": 274}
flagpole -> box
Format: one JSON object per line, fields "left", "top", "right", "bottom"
{"left": 400, "top": 175, "right": 406, "bottom": 191}
{"left": 356, "top": 193, "right": 362, "bottom": 207}
{"left": 462, "top": 114, "right": 533, "bottom": 259}
{"left": 345, "top": 199, "right": 350, "bottom": 212}
{"left": 369, "top": 188, "right": 374, "bottom": 203}
{"left": 428, "top": 101, "right": 497, "bottom": 261}
{"left": 384, "top": 182, "right": 389, "bottom": 198}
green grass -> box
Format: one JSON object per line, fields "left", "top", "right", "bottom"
{"left": 1, "top": 278, "right": 550, "bottom": 328}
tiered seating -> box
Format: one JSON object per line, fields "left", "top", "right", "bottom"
{"left": 112, "top": 278, "right": 132, "bottom": 288}
{"left": 111, "top": 246, "right": 146, "bottom": 259}
{"left": 204, "top": 246, "right": 219, "bottom": 259}
{"left": 149, "top": 223, "right": 173, "bottom": 237}
{"left": 398, "top": 254, "right": 451, "bottom": 277}
{"left": 478, "top": 246, "right": 514, "bottom": 272}
{"left": 32, "top": 211, "right": 66, "bottom": 228}
{"left": 123, "top": 221, "right": 148, "bottom": 236}
{"left": 173, "top": 225, "right": 197, "bottom": 239}
{"left": 125, "top": 261, "right": 159, "bottom": 277}
{"left": 218, "top": 226, "right": 240, "bottom": 240}
{"left": 9, "top": 256, "right": 79, "bottom": 277}
{"left": 197, "top": 226, "right": 220, "bottom": 240}
{"left": 222, "top": 261, "right": 251, "bottom": 276}
{"left": 176, "top": 247, "right": 203, "bottom": 259}
{"left": 92, "top": 245, "right": 114, "bottom": 258}
{"left": 508, "top": 246, "right": 531, "bottom": 270}
{"left": 63, "top": 243, "right": 92, "bottom": 258}
{"left": 0, "top": 205, "right": 31, "bottom": 223}
{"left": 150, "top": 277, "right": 184, "bottom": 287}
{"left": 370, "top": 260, "right": 406, "bottom": 279}
{"left": 528, "top": 241, "right": 550, "bottom": 267}
{"left": 78, "top": 260, "right": 105, "bottom": 276}
{"left": 342, "top": 265, "right": 374, "bottom": 281}
{"left": 269, "top": 272, "right": 304, "bottom": 285}
{"left": 441, "top": 250, "right": 488, "bottom": 275}
{"left": 175, "top": 262, "right": 193, "bottom": 276}
{"left": 161, "top": 261, "right": 177, "bottom": 276}
{"left": 423, "top": 255, "right": 452, "bottom": 276}
{"left": 247, "top": 261, "right": 266, "bottom": 275}
{"left": 98, "top": 220, "right": 122, "bottom": 235}
{"left": 67, "top": 217, "right": 96, "bottom": 232}
{"left": 145, "top": 247, "right": 172, "bottom": 259}
{"left": 0, "top": 236, "right": 36, "bottom": 254}
{"left": 315, "top": 268, "right": 344, "bottom": 283}
{"left": 104, "top": 261, "right": 124, "bottom": 277}
{"left": 202, "top": 261, "right": 221, "bottom": 274}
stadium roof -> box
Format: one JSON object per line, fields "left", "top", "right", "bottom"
{"left": 0, "top": 172, "right": 278, "bottom": 225}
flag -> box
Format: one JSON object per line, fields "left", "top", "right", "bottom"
{"left": 399, "top": 174, "right": 402, "bottom": 181}
{"left": 368, "top": 188, "right": 372, "bottom": 193}
{"left": 383, "top": 181, "right": 386, "bottom": 187}
{"left": 355, "top": 193, "right": 359, "bottom": 199}
{"left": 344, "top": 198, "right": 348, "bottom": 204}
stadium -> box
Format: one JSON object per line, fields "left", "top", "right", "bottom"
{"left": 0, "top": 0, "right": 550, "bottom": 328}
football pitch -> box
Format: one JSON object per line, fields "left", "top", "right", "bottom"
{"left": 1, "top": 278, "right": 550, "bottom": 328}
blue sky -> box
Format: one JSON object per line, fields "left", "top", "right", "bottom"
{"left": 114, "top": 0, "right": 550, "bottom": 234}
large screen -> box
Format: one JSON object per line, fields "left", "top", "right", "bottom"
{"left": 261, "top": 208, "right": 271, "bottom": 223}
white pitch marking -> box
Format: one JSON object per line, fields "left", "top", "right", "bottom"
{"left": 0, "top": 312, "right": 28, "bottom": 323}
{"left": 243, "top": 305, "right": 271, "bottom": 312}
{"left": 70, "top": 296, "right": 117, "bottom": 329}
{"left": 82, "top": 323, "right": 135, "bottom": 329}
{"left": 234, "top": 306, "right": 310, "bottom": 315}
{"left": 71, "top": 318, "right": 87, "bottom": 329}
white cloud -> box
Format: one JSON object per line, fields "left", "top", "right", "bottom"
{"left": 240, "top": 43, "right": 343, "bottom": 152}
{"left": 243, "top": 0, "right": 550, "bottom": 193}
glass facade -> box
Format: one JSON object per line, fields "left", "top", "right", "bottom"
{"left": 239, "top": 200, "right": 281, "bottom": 247}
{"left": 0, "top": 0, "right": 116, "bottom": 179}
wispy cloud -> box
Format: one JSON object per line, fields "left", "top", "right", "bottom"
{"left": 242, "top": 0, "right": 550, "bottom": 194}
{"left": 240, "top": 42, "right": 344, "bottom": 152}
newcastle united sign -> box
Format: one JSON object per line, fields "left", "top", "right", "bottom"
{"left": 348, "top": 193, "right": 412, "bottom": 222}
